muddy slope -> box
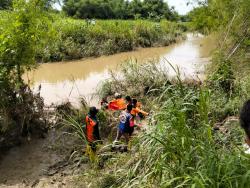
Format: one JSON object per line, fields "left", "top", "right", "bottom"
{"left": 0, "top": 128, "right": 86, "bottom": 188}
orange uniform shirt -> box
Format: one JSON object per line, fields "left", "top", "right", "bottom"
{"left": 131, "top": 107, "right": 148, "bottom": 117}
{"left": 85, "top": 116, "right": 97, "bottom": 142}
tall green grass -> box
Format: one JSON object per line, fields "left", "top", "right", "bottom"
{"left": 36, "top": 14, "right": 185, "bottom": 62}
{"left": 0, "top": 11, "right": 186, "bottom": 63}
{"left": 96, "top": 61, "right": 250, "bottom": 188}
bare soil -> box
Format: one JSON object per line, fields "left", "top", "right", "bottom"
{"left": 0, "top": 128, "right": 86, "bottom": 188}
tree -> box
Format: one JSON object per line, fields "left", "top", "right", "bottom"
{"left": 63, "top": 0, "right": 179, "bottom": 21}
{"left": 0, "top": 0, "right": 51, "bottom": 81}
{"left": 0, "top": 0, "right": 58, "bottom": 10}
{"left": 0, "top": 0, "right": 51, "bottom": 135}
{"left": 128, "top": 0, "right": 142, "bottom": 19}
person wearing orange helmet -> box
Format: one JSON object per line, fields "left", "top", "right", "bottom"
{"left": 129, "top": 98, "right": 149, "bottom": 136}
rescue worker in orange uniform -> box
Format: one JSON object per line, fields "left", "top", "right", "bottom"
{"left": 108, "top": 93, "right": 126, "bottom": 111}
{"left": 132, "top": 98, "right": 147, "bottom": 118}
{"left": 129, "top": 99, "right": 149, "bottom": 136}
{"left": 85, "top": 107, "right": 101, "bottom": 151}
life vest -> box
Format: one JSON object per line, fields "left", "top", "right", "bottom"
{"left": 85, "top": 115, "right": 97, "bottom": 142}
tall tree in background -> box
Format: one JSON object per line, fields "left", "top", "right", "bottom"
{"left": 188, "top": 0, "right": 248, "bottom": 34}
{"left": 63, "top": 0, "right": 114, "bottom": 19}
{"left": 128, "top": 0, "right": 142, "bottom": 19}
{"left": 142, "top": 0, "right": 171, "bottom": 19}
{"left": 63, "top": 0, "right": 179, "bottom": 20}
{"left": 111, "top": 0, "right": 129, "bottom": 19}
{"left": 0, "top": 0, "right": 51, "bottom": 81}
{"left": 188, "top": 0, "right": 250, "bottom": 94}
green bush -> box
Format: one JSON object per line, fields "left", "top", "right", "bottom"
{"left": 0, "top": 0, "right": 51, "bottom": 152}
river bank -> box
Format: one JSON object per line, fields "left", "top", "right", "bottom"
{"left": 0, "top": 11, "right": 186, "bottom": 63}
{"left": 3, "top": 31, "right": 249, "bottom": 187}
{"left": 26, "top": 33, "right": 216, "bottom": 108}
{"left": 35, "top": 16, "right": 186, "bottom": 63}
{"left": 1, "top": 58, "right": 247, "bottom": 187}
{"left": 0, "top": 33, "right": 218, "bottom": 187}
{"left": 0, "top": 126, "right": 88, "bottom": 188}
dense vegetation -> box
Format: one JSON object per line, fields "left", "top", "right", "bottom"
{"left": 37, "top": 17, "right": 185, "bottom": 62}
{"left": 188, "top": 0, "right": 250, "bottom": 34}
{"left": 0, "top": 13, "right": 186, "bottom": 63}
{"left": 63, "top": 0, "right": 179, "bottom": 21}
{"left": 0, "top": 0, "right": 58, "bottom": 10}
{"left": 0, "top": 0, "right": 11, "bottom": 9}
{"left": 1, "top": 1, "right": 186, "bottom": 63}
{"left": 0, "top": 0, "right": 185, "bottom": 153}
{"left": 188, "top": 0, "right": 250, "bottom": 99}
{"left": 0, "top": 0, "right": 50, "bottom": 148}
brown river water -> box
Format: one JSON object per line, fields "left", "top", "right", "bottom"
{"left": 25, "top": 33, "right": 216, "bottom": 107}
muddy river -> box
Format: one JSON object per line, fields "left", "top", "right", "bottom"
{"left": 25, "top": 33, "right": 216, "bottom": 107}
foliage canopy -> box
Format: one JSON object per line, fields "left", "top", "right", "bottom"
{"left": 63, "top": 0, "right": 179, "bottom": 21}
